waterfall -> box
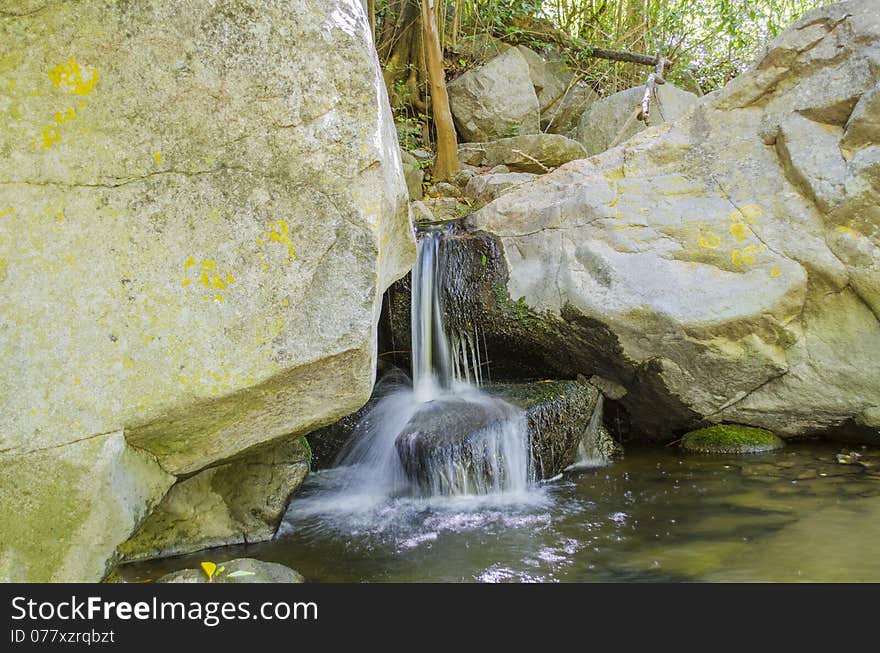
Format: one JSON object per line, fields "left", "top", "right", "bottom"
{"left": 411, "top": 229, "right": 452, "bottom": 401}
{"left": 569, "top": 394, "right": 608, "bottom": 469}
{"left": 332, "top": 227, "right": 534, "bottom": 499}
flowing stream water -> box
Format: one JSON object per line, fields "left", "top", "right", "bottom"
{"left": 121, "top": 229, "right": 880, "bottom": 583}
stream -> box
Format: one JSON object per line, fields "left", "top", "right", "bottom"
{"left": 122, "top": 441, "right": 880, "bottom": 582}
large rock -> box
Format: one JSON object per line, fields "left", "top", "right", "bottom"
{"left": 466, "top": 1, "right": 880, "bottom": 442}
{"left": 576, "top": 83, "right": 699, "bottom": 155}
{"left": 448, "top": 48, "right": 540, "bottom": 142}
{"left": 118, "top": 436, "right": 310, "bottom": 562}
{"left": 0, "top": 0, "right": 414, "bottom": 581}
{"left": 0, "top": 432, "right": 173, "bottom": 583}
{"left": 457, "top": 134, "right": 587, "bottom": 173}
{"left": 394, "top": 380, "right": 606, "bottom": 494}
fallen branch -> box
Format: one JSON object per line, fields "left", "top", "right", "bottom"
{"left": 638, "top": 54, "right": 670, "bottom": 124}
{"left": 511, "top": 149, "right": 550, "bottom": 173}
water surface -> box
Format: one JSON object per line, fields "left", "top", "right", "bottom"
{"left": 122, "top": 442, "right": 880, "bottom": 582}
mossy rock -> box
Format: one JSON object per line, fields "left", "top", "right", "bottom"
{"left": 681, "top": 425, "right": 784, "bottom": 454}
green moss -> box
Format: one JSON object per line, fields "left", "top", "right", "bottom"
{"left": 681, "top": 424, "right": 784, "bottom": 454}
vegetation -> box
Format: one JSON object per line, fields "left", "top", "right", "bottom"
{"left": 681, "top": 424, "right": 785, "bottom": 454}
{"left": 368, "top": 0, "right": 827, "bottom": 155}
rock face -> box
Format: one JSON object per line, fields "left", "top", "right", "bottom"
{"left": 118, "top": 437, "right": 310, "bottom": 562}
{"left": 467, "top": 1, "right": 880, "bottom": 443}
{"left": 576, "top": 83, "right": 699, "bottom": 155}
{"left": 157, "top": 558, "right": 304, "bottom": 584}
{"left": 0, "top": 0, "right": 414, "bottom": 581}
{"left": 456, "top": 134, "right": 587, "bottom": 172}
{"left": 448, "top": 48, "right": 540, "bottom": 142}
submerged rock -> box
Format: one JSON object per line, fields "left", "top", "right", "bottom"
{"left": 157, "top": 558, "right": 304, "bottom": 584}
{"left": 118, "top": 437, "right": 310, "bottom": 562}
{"left": 681, "top": 425, "right": 785, "bottom": 454}
{"left": 448, "top": 48, "right": 540, "bottom": 142}
{"left": 0, "top": 0, "right": 414, "bottom": 581}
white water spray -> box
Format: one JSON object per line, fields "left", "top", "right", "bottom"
{"left": 331, "top": 227, "right": 534, "bottom": 500}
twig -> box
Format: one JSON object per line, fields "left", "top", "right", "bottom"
{"left": 511, "top": 149, "right": 551, "bottom": 172}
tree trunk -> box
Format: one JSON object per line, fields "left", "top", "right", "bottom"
{"left": 421, "top": 0, "right": 458, "bottom": 180}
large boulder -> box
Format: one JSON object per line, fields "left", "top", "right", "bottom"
{"left": 448, "top": 48, "right": 540, "bottom": 142}
{"left": 118, "top": 436, "right": 310, "bottom": 562}
{"left": 466, "top": 0, "right": 880, "bottom": 442}
{"left": 576, "top": 83, "right": 699, "bottom": 155}
{"left": 542, "top": 82, "right": 599, "bottom": 136}
{"left": 0, "top": 0, "right": 414, "bottom": 581}
{"left": 394, "top": 380, "right": 607, "bottom": 494}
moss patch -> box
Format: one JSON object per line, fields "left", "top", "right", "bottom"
{"left": 681, "top": 424, "right": 784, "bottom": 454}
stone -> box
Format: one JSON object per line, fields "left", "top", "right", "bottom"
{"left": 0, "top": 0, "right": 414, "bottom": 581}
{"left": 492, "top": 379, "right": 608, "bottom": 477}
{"left": 426, "top": 182, "right": 461, "bottom": 198}
{"left": 448, "top": 48, "right": 540, "bottom": 142}
{"left": 488, "top": 164, "right": 511, "bottom": 174}
{"left": 394, "top": 379, "right": 607, "bottom": 493}
{"left": 681, "top": 425, "right": 785, "bottom": 454}
{"left": 576, "top": 83, "right": 699, "bottom": 155}
{"left": 464, "top": 173, "right": 537, "bottom": 205}
{"left": 401, "top": 149, "right": 424, "bottom": 200}
{"left": 458, "top": 143, "right": 487, "bottom": 166}
{"left": 463, "top": 1, "right": 880, "bottom": 443}
{"left": 157, "top": 558, "right": 304, "bottom": 584}
{"left": 453, "top": 168, "right": 477, "bottom": 188}
{"left": 481, "top": 134, "right": 587, "bottom": 172}
{"left": 542, "top": 82, "right": 599, "bottom": 135}
{"left": 0, "top": 432, "right": 173, "bottom": 583}
{"left": 118, "top": 436, "right": 310, "bottom": 562}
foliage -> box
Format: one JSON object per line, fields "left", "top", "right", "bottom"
{"left": 373, "top": 1, "right": 828, "bottom": 150}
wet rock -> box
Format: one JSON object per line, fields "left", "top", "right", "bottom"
{"left": 395, "top": 379, "right": 609, "bottom": 493}
{"left": 157, "top": 558, "right": 304, "bottom": 584}
{"left": 682, "top": 425, "right": 785, "bottom": 454}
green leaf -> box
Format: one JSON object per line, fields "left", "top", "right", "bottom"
{"left": 226, "top": 570, "right": 257, "bottom": 578}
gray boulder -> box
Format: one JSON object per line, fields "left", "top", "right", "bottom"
{"left": 0, "top": 0, "right": 414, "bottom": 581}
{"left": 448, "top": 48, "right": 540, "bottom": 142}
{"left": 467, "top": 0, "right": 880, "bottom": 442}
{"left": 157, "top": 558, "right": 304, "bottom": 584}
{"left": 576, "top": 83, "right": 699, "bottom": 155}
{"left": 457, "top": 134, "right": 586, "bottom": 172}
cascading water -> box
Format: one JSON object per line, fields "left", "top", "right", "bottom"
{"left": 330, "top": 226, "right": 534, "bottom": 501}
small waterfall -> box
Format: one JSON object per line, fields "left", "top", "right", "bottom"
{"left": 569, "top": 394, "right": 608, "bottom": 469}
{"left": 411, "top": 230, "right": 452, "bottom": 401}
{"left": 333, "top": 226, "right": 533, "bottom": 499}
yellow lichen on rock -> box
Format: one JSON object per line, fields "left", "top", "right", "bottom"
{"left": 48, "top": 57, "right": 99, "bottom": 96}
